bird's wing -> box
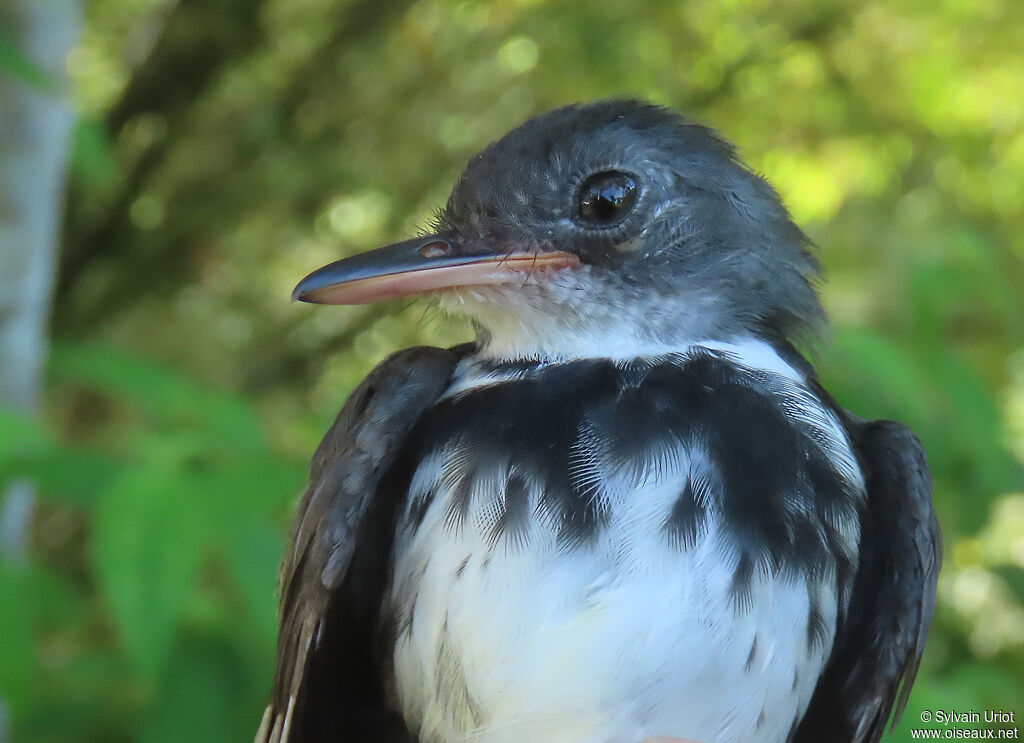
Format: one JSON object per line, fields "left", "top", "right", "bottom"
{"left": 255, "top": 345, "right": 465, "bottom": 743}
{"left": 795, "top": 417, "right": 941, "bottom": 743}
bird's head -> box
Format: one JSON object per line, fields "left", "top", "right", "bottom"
{"left": 293, "top": 100, "right": 825, "bottom": 360}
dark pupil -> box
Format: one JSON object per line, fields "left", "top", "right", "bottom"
{"left": 579, "top": 172, "right": 638, "bottom": 225}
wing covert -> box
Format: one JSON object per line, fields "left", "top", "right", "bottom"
{"left": 795, "top": 418, "right": 941, "bottom": 743}
{"left": 255, "top": 345, "right": 464, "bottom": 743}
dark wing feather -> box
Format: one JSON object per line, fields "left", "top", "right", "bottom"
{"left": 255, "top": 346, "right": 464, "bottom": 743}
{"left": 794, "top": 418, "right": 941, "bottom": 743}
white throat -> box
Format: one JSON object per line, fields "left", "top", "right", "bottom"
{"left": 436, "top": 274, "right": 736, "bottom": 364}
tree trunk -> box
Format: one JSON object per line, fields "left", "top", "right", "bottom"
{"left": 0, "top": 3, "right": 79, "bottom": 733}
{"left": 0, "top": 1, "right": 80, "bottom": 556}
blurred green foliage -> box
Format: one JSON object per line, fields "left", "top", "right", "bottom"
{"left": 1, "top": 344, "right": 302, "bottom": 741}
{"left": 0, "top": 30, "right": 57, "bottom": 91}
{"left": 2, "top": 0, "right": 1023, "bottom": 741}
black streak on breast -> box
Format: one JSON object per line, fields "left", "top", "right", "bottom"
{"left": 397, "top": 350, "right": 861, "bottom": 643}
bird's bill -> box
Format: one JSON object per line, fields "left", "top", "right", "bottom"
{"left": 292, "top": 235, "right": 580, "bottom": 305}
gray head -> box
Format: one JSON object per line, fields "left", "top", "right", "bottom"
{"left": 293, "top": 100, "right": 825, "bottom": 360}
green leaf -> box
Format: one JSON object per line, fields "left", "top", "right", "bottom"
{"left": 70, "top": 117, "right": 119, "bottom": 187}
{"left": 91, "top": 466, "right": 209, "bottom": 676}
{"left": 15, "top": 648, "right": 137, "bottom": 742}
{"left": 50, "top": 342, "right": 266, "bottom": 453}
{"left": 0, "top": 564, "right": 35, "bottom": 715}
{"left": 26, "top": 446, "right": 122, "bottom": 507}
{"left": 201, "top": 456, "right": 305, "bottom": 519}
{"left": 819, "top": 327, "right": 929, "bottom": 425}
{"left": 222, "top": 520, "right": 283, "bottom": 644}
{"left": 0, "top": 407, "right": 49, "bottom": 454}
{"left": 929, "top": 353, "right": 1020, "bottom": 531}
{"left": 0, "top": 31, "right": 56, "bottom": 91}
{"left": 0, "top": 407, "right": 121, "bottom": 507}
{"left": 140, "top": 635, "right": 261, "bottom": 743}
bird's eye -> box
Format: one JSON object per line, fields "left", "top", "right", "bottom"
{"left": 576, "top": 171, "right": 639, "bottom": 227}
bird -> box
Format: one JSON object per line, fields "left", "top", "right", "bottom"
{"left": 254, "top": 99, "right": 941, "bottom": 743}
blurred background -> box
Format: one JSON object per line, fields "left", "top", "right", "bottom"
{"left": 1, "top": 0, "right": 1022, "bottom": 741}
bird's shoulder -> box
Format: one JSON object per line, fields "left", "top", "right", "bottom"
{"left": 795, "top": 405, "right": 941, "bottom": 743}
{"left": 257, "top": 343, "right": 472, "bottom": 743}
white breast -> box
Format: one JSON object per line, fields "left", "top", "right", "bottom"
{"left": 385, "top": 345, "right": 862, "bottom": 743}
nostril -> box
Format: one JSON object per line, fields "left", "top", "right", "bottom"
{"left": 419, "top": 240, "right": 451, "bottom": 258}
